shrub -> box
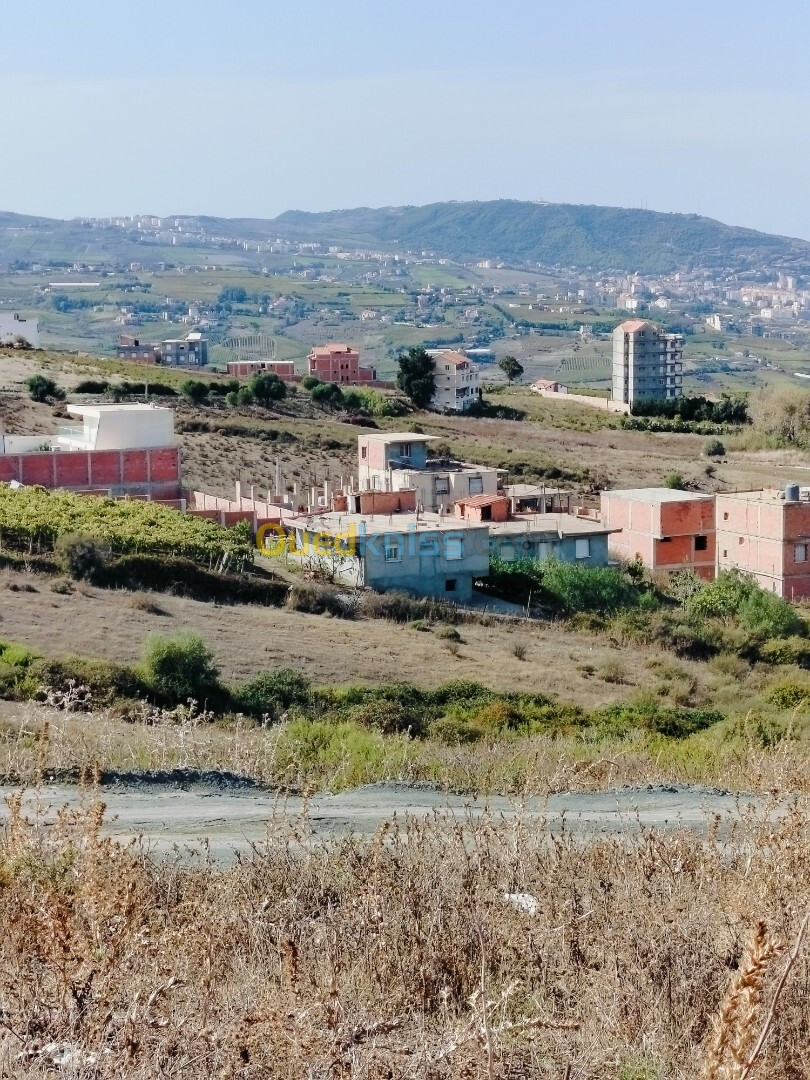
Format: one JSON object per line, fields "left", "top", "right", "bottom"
{"left": 225, "top": 391, "right": 239, "bottom": 407}
{"left": 180, "top": 379, "right": 209, "bottom": 404}
{"left": 140, "top": 632, "right": 221, "bottom": 705}
{"left": 512, "top": 642, "right": 528, "bottom": 661}
{"left": 349, "top": 700, "right": 422, "bottom": 736}
{"left": 542, "top": 559, "right": 638, "bottom": 616}
{"left": 27, "top": 375, "right": 64, "bottom": 403}
{"left": 436, "top": 626, "right": 462, "bottom": 642}
{"left": 688, "top": 570, "right": 802, "bottom": 638}
{"left": 663, "top": 472, "right": 686, "bottom": 490}
{"left": 758, "top": 636, "right": 810, "bottom": 667}
{"left": 705, "top": 438, "right": 726, "bottom": 457}
{"left": 36, "top": 656, "right": 148, "bottom": 706}
{"left": 766, "top": 682, "right": 810, "bottom": 709}
{"left": 95, "top": 555, "right": 288, "bottom": 606}
{"left": 237, "top": 387, "right": 255, "bottom": 407}
{"left": 286, "top": 582, "right": 353, "bottom": 618}
{"left": 55, "top": 535, "right": 112, "bottom": 581}
{"left": 359, "top": 591, "right": 460, "bottom": 624}
{"left": 300, "top": 375, "right": 322, "bottom": 390}
{"left": 238, "top": 668, "right": 312, "bottom": 719}
{"left": 599, "top": 660, "right": 629, "bottom": 684}
{"left": 74, "top": 379, "right": 110, "bottom": 394}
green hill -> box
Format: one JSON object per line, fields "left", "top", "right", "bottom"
{"left": 3, "top": 201, "right": 810, "bottom": 275}
{"left": 272, "top": 201, "right": 810, "bottom": 274}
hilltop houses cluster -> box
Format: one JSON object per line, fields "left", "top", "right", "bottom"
{"left": 4, "top": 400, "right": 810, "bottom": 602}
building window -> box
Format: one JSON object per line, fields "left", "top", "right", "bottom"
{"left": 445, "top": 536, "right": 463, "bottom": 560}
{"left": 398, "top": 443, "right": 411, "bottom": 458}
{"left": 468, "top": 475, "right": 484, "bottom": 495}
{"left": 384, "top": 536, "right": 401, "bottom": 562}
{"left": 361, "top": 446, "right": 367, "bottom": 459}
{"left": 660, "top": 536, "right": 672, "bottom": 543}
{"left": 575, "top": 538, "right": 590, "bottom": 560}
{"left": 435, "top": 477, "right": 450, "bottom": 495}
{"left": 695, "top": 535, "right": 708, "bottom": 552}
{"left": 795, "top": 544, "right": 808, "bottom": 563}
{"left": 445, "top": 578, "right": 457, "bottom": 592}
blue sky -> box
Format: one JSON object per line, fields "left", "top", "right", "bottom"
{"left": 4, "top": 0, "right": 810, "bottom": 238}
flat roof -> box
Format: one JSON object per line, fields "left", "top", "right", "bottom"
{"left": 361, "top": 432, "right": 439, "bottom": 443}
{"left": 282, "top": 510, "right": 488, "bottom": 535}
{"left": 505, "top": 484, "right": 574, "bottom": 498}
{"left": 489, "top": 513, "right": 616, "bottom": 538}
{"left": 602, "top": 487, "right": 714, "bottom": 504}
{"left": 717, "top": 488, "right": 810, "bottom": 504}
{"left": 67, "top": 403, "right": 173, "bottom": 417}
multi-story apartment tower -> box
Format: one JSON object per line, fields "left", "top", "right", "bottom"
{"left": 612, "top": 320, "right": 683, "bottom": 406}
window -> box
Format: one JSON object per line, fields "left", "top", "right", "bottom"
{"left": 660, "top": 536, "right": 672, "bottom": 543}
{"left": 361, "top": 445, "right": 367, "bottom": 459}
{"left": 435, "top": 476, "right": 449, "bottom": 495}
{"left": 398, "top": 443, "right": 412, "bottom": 458}
{"left": 795, "top": 544, "right": 808, "bottom": 563}
{"left": 468, "top": 475, "right": 484, "bottom": 495}
{"left": 384, "top": 535, "right": 401, "bottom": 562}
{"left": 723, "top": 512, "right": 729, "bottom": 521}
{"left": 695, "top": 535, "right": 708, "bottom": 552}
{"left": 575, "top": 538, "right": 590, "bottom": 560}
{"left": 445, "top": 536, "right": 463, "bottom": 561}
{"left": 445, "top": 578, "right": 457, "bottom": 592}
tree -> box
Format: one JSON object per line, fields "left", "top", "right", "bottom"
{"left": 237, "top": 387, "right": 255, "bottom": 407}
{"left": 749, "top": 387, "right": 810, "bottom": 446}
{"left": 498, "top": 355, "right": 524, "bottom": 383}
{"left": 225, "top": 391, "right": 239, "bottom": 407}
{"left": 704, "top": 438, "right": 726, "bottom": 457}
{"left": 301, "top": 375, "right": 322, "bottom": 390}
{"left": 249, "top": 372, "right": 287, "bottom": 404}
{"left": 396, "top": 346, "right": 435, "bottom": 409}
{"left": 26, "top": 375, "right": 64, "bottom": 403}
{"left": 180, "top": 379, "right": 209, "bottom": 405}
{"left": 310, "top": 382, "right": 344, "bottom": 410}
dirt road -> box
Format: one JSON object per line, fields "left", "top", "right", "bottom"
{"left": 0, "top": 779, "right": 772, "bottom": 864}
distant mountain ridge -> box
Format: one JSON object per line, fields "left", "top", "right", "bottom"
{"left": 269, "top": 201, "right": 810, "bottom": 275}
{"left": 2, "top": 200, "right": 810, "bottom": 275}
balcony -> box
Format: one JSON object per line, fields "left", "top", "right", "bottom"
{"left": 57, "top": 424, "right": 88, "bottom": 449}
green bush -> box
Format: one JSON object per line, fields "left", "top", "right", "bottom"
{"left": 688, "top": 571, "right": 802, "bottom": 638}
{"left": 237, "top": 387, "right": 255, "bottom": 406}
{"left": 705, "top": 438, "right": 726, "bottom": 457}
{"left": 238, "top": 668, "right": 311, "bottom": 719}
{"left": 55, "top": 534, "right": 112, "bottom": 581}
{"left": 765, "top": 682, "right": 810, "bottom": 709}
{"left": 300, "top": 375, "right": 322, "bottom": 390}
{"left": 74, "top": 379, "right": 110, "bottom": 394}
{"left": 225, "top": 391, "right": 239, "bottom": 407}
{"left": 542, "top": 559, "right": 638, "bottom": 616}
{"left": 0, "top": 640, "right": 40, "bottom": 700}
{"left": 27, "top": 375, "right": 64, "bottom": 403}
{"left": 180, "top": 379, "right": 209, "bottom": 404}
{"left": 758, "top": 636, "right": 810, "bottom": 666}
{"left": 141, "top": 632, "right": 221, "bottom": 705}
{"left": 663, "top": 472, "right": 686, "bottom": 490}
{"left": 36, "top": 656, "right": 148, "bottom": 706}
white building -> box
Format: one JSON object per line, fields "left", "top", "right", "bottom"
{"left": 612, "top": 320, "right": 683, "bottom": 406}
{"left": 0, "top": 313, "right": 39, "bottom": 349}
{"left": 427, "top": 350, "right": 481, "bottom": 412}
{"left": 357, "top": 431, "right": 502, "bottom": 512}
{"left": 57, "top": 403, "right": 176, "bottom": 452}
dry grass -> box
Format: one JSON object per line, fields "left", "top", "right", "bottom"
{"left": 0, "top": 569, "right": 673, "bottom": 708}
{"left": 0, "top": 791, "right": 807, "bottom": 1077}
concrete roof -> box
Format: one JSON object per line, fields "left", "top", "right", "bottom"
{"left": 505, "top": 484, "right": 574, "bottom": 498}
{"left": 66, "top": 403, "right": 172, "bottom": 417}
{"left": 717, "top": 488, "right": 810, "bottom": 504}
{"left": 489, "top": 513, "right": 617, "bottom": 538}
{"left": 283, "top": 510, "right": 488, "bottom": 535}
{"left": 603, "top": 487, "right": 714, "bottom": 504}
{"left": 361, "top": 431, "right": 439, "bottom": 443}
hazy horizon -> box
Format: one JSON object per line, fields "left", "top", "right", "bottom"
{"left": 5, "top": 0, "right": 810, "bottom": 241}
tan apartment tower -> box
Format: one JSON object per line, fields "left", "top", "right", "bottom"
{"left": 612, "top": 320, "right": 683, "bottom": 406}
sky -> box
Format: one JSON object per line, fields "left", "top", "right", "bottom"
{"left": 3, "top": 0, "right": 810, "bottom": 238}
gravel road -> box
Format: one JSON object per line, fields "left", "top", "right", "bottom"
{"left": 0, "top": 778, "right": 773, "bottom": 865}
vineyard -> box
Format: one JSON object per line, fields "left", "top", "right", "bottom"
{"left": 0, "top": 487, "right": 253, "bottom": 566}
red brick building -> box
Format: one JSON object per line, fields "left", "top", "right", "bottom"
{"left": 307, "top": 344, "right": 375, "bottom": 384}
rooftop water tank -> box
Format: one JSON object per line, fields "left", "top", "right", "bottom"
{"left": 785, "top": 484, "right": 800, "bottom": 503}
